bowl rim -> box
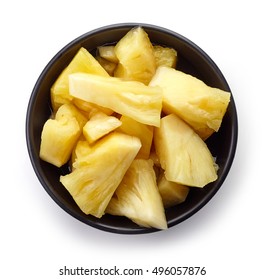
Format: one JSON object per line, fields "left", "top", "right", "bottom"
{"left": 26, "top": 22, "right": 238, "bottom": 234}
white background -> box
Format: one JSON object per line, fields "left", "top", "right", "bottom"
{"left": 1, "top": 0, "right": 263, "bottom": 279}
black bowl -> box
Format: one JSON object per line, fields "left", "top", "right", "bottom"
{"left": 26, "top": 23, "right": 238, "bottom": 234}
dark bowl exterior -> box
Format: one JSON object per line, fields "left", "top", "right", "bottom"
{"left": 26, "top": 23, "right": 238, "bottom": 234}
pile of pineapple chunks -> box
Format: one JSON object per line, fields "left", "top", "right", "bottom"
{"left": 40, "top": 27, "right": 230, "bottom": 230}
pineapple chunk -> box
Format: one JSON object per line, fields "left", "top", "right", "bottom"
{"left": 114, "top": 27, "right": 156, "bottom": 85}
{"left": 51, "top": 47, "right": 109, "bottom": 111}
{"left": 150, "top": 66, "right": 230, "bottom": 139}
{"left": 118, "top": 115, "right": 153, "bottom": 159}
{"left": 106, "top": 159, "right": 167, "bottom": 230}
{"left": 96, "top": 56, "right": 117, "bottom": 76}
{"left": 69, "top": 73, "right": 162, "bottom": 127}
{"left": 60, "top": 132, "right": 141, "bottom": 218}
{"left": 158, "top": 173, "right": 189, "bottom": 208}
{"left": 39, "top": 104, "right": 87, "bottom": 167}
{"left": 154, "top": 114, "right": 218, "bottom": 187}
{"left": 83, "top": 111, "right": 122, "bottom": 144}
{"left": 97, "top": 45, "right": 118, "bottom": 63}
{"left": 71, "top": 138, "right": 92, "bottom": 170}
{"left": 154, "top": 45, "right": 177, "bottom": 68}
{"left": 55, "top": 103, "right": 88, "bottom": 129}
{"left": 72, "top": 98, "right": 113, "bottom": 116}
{"left": 40, "top": 118, "right": 80, "bottom": 167}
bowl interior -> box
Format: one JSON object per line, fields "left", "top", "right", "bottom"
{"left": 26, "top": 23, "right": 238, "bottom": 234}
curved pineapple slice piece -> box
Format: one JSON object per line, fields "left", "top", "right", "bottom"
{"left": 51, "top": 47, "right": 109, "bottom": 111}
{"left": 69, "top": 73, "right": 162, "bottom": 127}
{"left": 114, "top": 27, "right": 156, "bottom": 85}
{"left": 154, "top": 114, "right": 218, "bottom": 187}
{"left": 106, "top": 159, "right": 167, "bottom": 230}
{"left": 150, "top": 66, "right": 230, "bottom": 139}
{"left": 60, "top": 132, "right": 141, "bottom": 218}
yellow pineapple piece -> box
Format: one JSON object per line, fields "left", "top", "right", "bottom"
{"left": 69, "top": 73, "right": 162, "bottom": 127}
{"left": 97, "top": 45, "right": 118, "bottom": 63}
{"left": 60, "top": 132, "right": 141, "bottom": 218}
{"left": 154, "top": 114, "right": 218, "bottom": 187}
{"left": 150, "top": 66, "right": 231, "bottom": 139}
{"left": 153, "top": 45, "right": 177, "bottom": 68}
{"left": 39, "top": 104, "right": 87, "bottom": 167}
{"left": 72, "top": 98, "right": 113, "bottom": 116}
{"left": 118, "top": 115, "right": 153, "bottom": 159}
{"left": 71, "top": 138, "right": 92, "bottom": 170}
{"left": 106, "top": 159, "right": 167, "bottom": 230}
{"left": 96, "top": 56, "right": 117, "bottom": 76}
{"left": 83, "top": 111, "right": 122, "bottom": 144}
{"left": 51, "top": 47, "right": 109, "bottom": 111}
{"left": 40, "top": 118, "right": 80, "bottom": 168}
{"left": 158, "top": 173, "right": 189, "bottom": 208}
{"left": 55, "top": 103, "right": 88, "bottom": 129}
{"left": 114, "top": 27, "right": 156, "bottom": 85}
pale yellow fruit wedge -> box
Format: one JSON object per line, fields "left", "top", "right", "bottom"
{"left": 96, "top": 56, "right": 117, "bottom": 76}
{"left": 71, "top": 138, "right": 92, "bottom": 171}
{"left": 153, "top": 45, "right": 177, "bottom": 68}
{"left": 118, "top": 115, "right": 153, "bottom": 159}
{"left": 40, "top": 118, "right": 80, "bottom": 167}
{"left": 55, "top": 103, "right": 88, "bottom": 129}
{"left": 72, "top": 98, "right": 113, "bottom": 116}
{"left": 106, "top": 159, "right": 167, "bottom": 230}
{"left": 154, "top": 114, "right": 218, "bottom": 187}
{"left": 158, "top": 173, "right": 189, "bottom": 208}
{"left": 150, "top": 66, "right": 230, "bottom": 139}
{"left": 83, "top": 111, "right": 122, "bottom": 144}
{"left": 97, "top": 45, "right": 118, "bottom": 63}
{"left": 51, "top": 47, "right": 109, "bottom": 111}
{"left": 69, "top": 73, "right": 162, "bottom": 127}
{"left": 114, "top": 27, "right": 156, "bottom": 85}
{"left": 60, "top": 132, "right": 141, "bottom": 218}
{"left": 39, "top": 104, "right": 87, "bottom": 167}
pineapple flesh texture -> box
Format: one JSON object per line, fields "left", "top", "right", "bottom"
{"left": 118, "top": 115, "right": 153, "bottom": 159}
{"left": 39, "top": 104, "right": 87, "bottom": 167}
{"left": 71, "top": 137, "right": 92, "bottom": 171}
{"left": 51, "top": 47, "right": 109, "bottom": 111}
{"left": 83, "top": 111, "right": 122, "bottom": 144}
{"left": 154, "top": 114, "right": 218, "bottom": 188}
{"left": 97, "top": 45, "right": 118, "bottom": 63}
{"left": 96, "top": 56, "right": 117, "bottom": 76}
{"left": 150, "top": 66, "right": 231, "bottom": 139}
{"left": 153, "top": 45, "right": 177, "bottom": 68}
{"left": 60, "top": 132, "right": 141, "bottom": 218}
{"left": 69, "top": 73, "right": 162, "bottom": 127}
{"left": 114, "top": 27, "right": 156, "bottom": 85}
{"left": 158, "top": 173, "right": 189, "bottom": 208}
{"left": 106, "top": 159, "right": 167, "bottom": 230}
{"left": 55, "top": 103, "right": 88, "bottom": 128}
{"left": 72, "top": 98, "right": 113, "bottom": 116}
